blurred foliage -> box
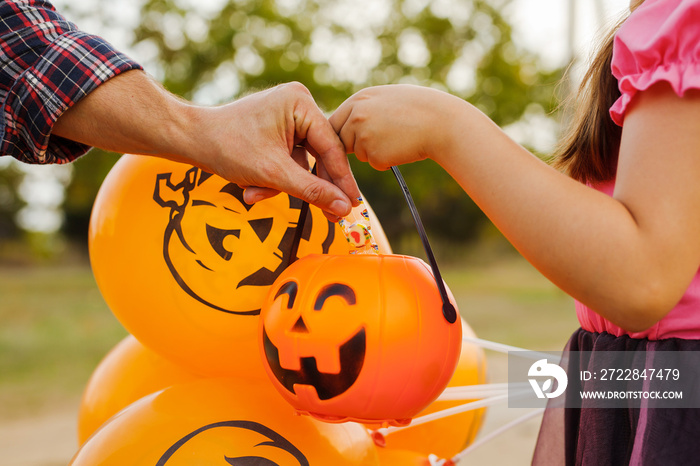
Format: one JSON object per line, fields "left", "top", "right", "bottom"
{"left": 1, "top": 0, "right": 565, "bottom": 250}
{"left": 0, "top": 161, "right": 21, "bottom": 242}
{"left": 62, "top": 150, "right": 122, "bottom": 243}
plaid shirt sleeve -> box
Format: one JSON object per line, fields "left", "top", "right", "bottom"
{"left": 0, "top": 0, "right": 143, "bottom": 164}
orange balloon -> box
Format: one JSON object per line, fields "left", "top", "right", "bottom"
{"left": 259, "top": 253, "right": 462, "bottom": 426}
{"left": 78, "top": 335, "right": 200, "bottom": 445}
{"left": 375, "top": 447, "right": 429, "bottom": 465}
{"left": 378, "top": 319, "right": 487, "bottom": 458}
{"left": 70, "top": 378, "right": 378, "bottom": 465}
{"left": 89, "top": 155, "right": 390, "bottom": 378}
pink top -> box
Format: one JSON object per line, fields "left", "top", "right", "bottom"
{"left": 609, "top": 0, "right": 700, "bottom": 125}
{"left": 577, "top": 0, "right": 700, "bottom": 340}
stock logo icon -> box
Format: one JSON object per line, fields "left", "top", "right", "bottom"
{"left": 528, "top": 359, "right": 568, "bottom": 399}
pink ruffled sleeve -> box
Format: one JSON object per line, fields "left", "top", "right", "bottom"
{"left": 610, "top": 0, "right": 700, "bottom": 125}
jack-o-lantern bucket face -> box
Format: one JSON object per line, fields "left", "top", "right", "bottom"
{"left": 259, "top": 254, "right": 462, "bottom": 426}
{"left": 89, "top": 155, "right": 391, "bottom": 377}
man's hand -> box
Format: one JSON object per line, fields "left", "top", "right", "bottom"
{"left": 53, "top": 72, "right": 360, "bottom": 219}
{"left": 193, "top": 82, "right": 360, "bottom": 219}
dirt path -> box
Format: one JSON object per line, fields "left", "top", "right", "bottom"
{"left": 1, "top": 408, "right": 541, "bottom": 466}
{"left": 0, "top": 404, "right": 80, "bottom": 466}
{"left": 0, "top": 355, "right": 541, "bottom": 465}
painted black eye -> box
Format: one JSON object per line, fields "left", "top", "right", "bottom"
{"left": 314, "top": 284, "right": 356, "bottom": 311}
{"left": 225, "top": 457, "right": 278, "bottom": 466}
{"left": 220, "top": 183, "right": 253, "bottom": 211}
{"left": 274, "top": 281, "right": 298, "bottom": 308}
{"left": 192, "top": 199, "right": 216, "bottom": 207}
{"left": 206, "top": 224, "right": 240, "bottom": 261}
{"left": 249, "top": 217, "right": 274, "bottom": 242}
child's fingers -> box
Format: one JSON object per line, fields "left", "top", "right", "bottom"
{"left": 332, "top": 105, "right": 369, "bottom": 164}
{"left": 327, "top": 99, "right": 350, "bottom": 134}
{"left": 291, "top": 86, "right": 361, "bottom": 204}
{"left": 328, "top": 101, "right": 356, "bottom": 155}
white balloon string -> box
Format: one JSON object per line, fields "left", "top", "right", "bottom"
{"left": 379, "top": 393, "right": 513, "bottom": 437}
{"left": 378, "top": 382, "right": 535, "bottom": 437}
{"left": 374, "top": 337, "right": 555, "bottom": 459}
{"left": 450, "top": 408, "right": 545, "bottom": 463}
{"left": 437, "top": 382, "right": 530, "bottom": 401}
{"left": 462, "top": 337, "right": 560, "bottom": 363}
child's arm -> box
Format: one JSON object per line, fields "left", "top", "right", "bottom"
{"left": 330, "top": 83, "right": 700, "bottom": 332}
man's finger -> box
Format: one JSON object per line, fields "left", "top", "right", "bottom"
{"left": 291, "top": 146, "right": 311, "bottom": 171}
{"left": 243, "top": 186, "right": 280, "bottom": 204}
{"left": 276, "top": 159, "right": 352, "bottom": 219}
{"left": 295, "top": 98, "right": 361, "bottom": 203}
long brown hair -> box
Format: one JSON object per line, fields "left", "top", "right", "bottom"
{"left": 552, "top": 17, "right": 628, "bottom": 184}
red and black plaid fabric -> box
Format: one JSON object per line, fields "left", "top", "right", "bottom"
{"left": 0, "top": 0, "right": 142, "bottom": 164}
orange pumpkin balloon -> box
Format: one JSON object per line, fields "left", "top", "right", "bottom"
{"left": 375, "top": 447, "right": 429, "bottom": 465}
{"left": 378, "top": 318, "right": 487, "bottom": 458}
{"left": 259, "top": 253, "right": 462, "bottom": 426}
{"left": 78, "top": 335, "right": 200, "bottom": 444}
{"left": 70, "top": 378, "right": 378, "bottom": 465}
{"left": 89, "top": 155, "right": 390, "bottom": 378}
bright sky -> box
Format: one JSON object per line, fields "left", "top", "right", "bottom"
{"left": 51, "top": 0, "right": 635, "bottom": 71}
{"left": 509, "top": 0, "right": 632, "bottom": 68}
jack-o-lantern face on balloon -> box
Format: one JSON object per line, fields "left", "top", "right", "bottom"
{"left": 259, "top": 254, "right": 462, "bottom": 426}
{"left": 157, "top": 420, "right": 309, "bottom": 466}
{"left": 89, "top": 155, "right": 391, "bottom": 378}
{"left": 70, "top": 378, "right": 379, "bottom": 465}
{"left": 153, "top": 167, "right": 328, "bottom": 315}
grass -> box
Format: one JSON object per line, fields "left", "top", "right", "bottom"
{"left": 0, "top": 251, "right": 580, "bottom": 421}
{"left": 0, "top": 264, "right": 128, "bottom": 419}
{"left": 443, "top": 258, "right": 579, "bottom": 351}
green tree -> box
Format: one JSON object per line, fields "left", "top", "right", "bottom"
{"left": 132, "top": 0, "right": 565, "bottom": 248}
{"left": 0, "top": 161, "right": 22, "bottom": 242}
{"left": 7, "top": 0, "right": 567, "bottom": 250}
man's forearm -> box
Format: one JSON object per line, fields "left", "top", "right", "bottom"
{"left": 52, "top": 70, "right": 200, "bottom": 164}
{"left": 2, "top": 1, "right": 358, "bottom": 218}
{"left": 52, "top": 73, "right": 359, "bottom": 217}
{"left": 0, "top": 0, "right": 143, "bottom": 164}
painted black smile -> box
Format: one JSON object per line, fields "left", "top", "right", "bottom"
{"left": 262, "top": 327, "right": 366, "bottom": 400}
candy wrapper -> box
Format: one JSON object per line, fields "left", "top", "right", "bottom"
{"left": 338, "top": 197, "right": 379, "bottom": 255}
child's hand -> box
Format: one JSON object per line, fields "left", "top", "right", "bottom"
{"left": 329, "top": 84, "right": 464, "bottom": 169}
